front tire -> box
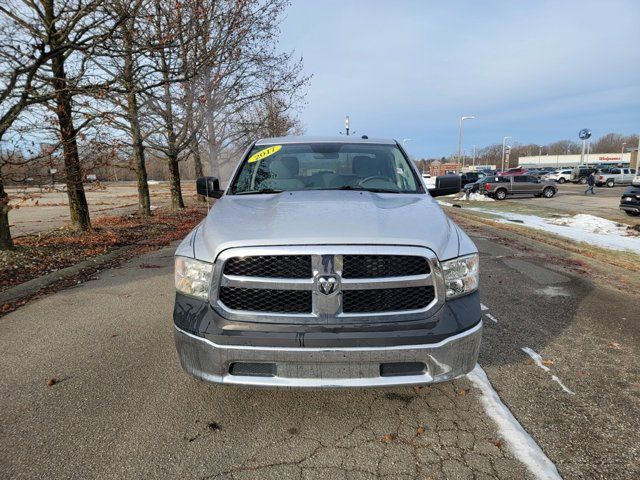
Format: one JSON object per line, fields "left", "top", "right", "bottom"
{"left": 495, "top": 189, "right": 507, "bottom": 200}
{"left": 557, "top": 177, "right": 566, "bottom": 184}
{"left": 543, "top": 187, "right": 555, "bottom": 198}
{"left": 606, "top": 179, "right": 615, "bottom": 188}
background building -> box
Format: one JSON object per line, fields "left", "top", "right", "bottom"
{"left": 518, "top": 152, "right": 632, "bottom": 168}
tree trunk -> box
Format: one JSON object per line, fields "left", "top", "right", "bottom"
{"left": 167, "top": 153, "right": 184, "bottom": 209}
{"left": 46, "top": 2, "right": 91, "bottom": 231}
{"left": 0, "top": 175, "right": 13, "bottom": 250}
{"left": 190, "top": 138, "right": 206, "bottom": 203}
{"left": 123, "top": 20, "right": 151, "bottom": 216}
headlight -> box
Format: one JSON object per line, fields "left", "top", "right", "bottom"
{"left": 441, "top": 254, "right": 479, "bottom": 299}
{"left": 175, "top": 256, "right": 213, "bottom": 300}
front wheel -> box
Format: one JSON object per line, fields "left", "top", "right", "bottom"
{"left": 557, "top": 177, "right": 566, "bottom": 184}
{"left": 543, "top": 187, "right": 555, "bottom": 198}
{"left": 579, "top": 177, "right": 587, "bottom": 184}
{"left": 495, "top": 189, "right": 507, "bottom": 200}
{"left": 625, "top": 210, "right": 640, "bottom": 217}
{"left": 606, "top": 179, "right": 615, "bottom": 188}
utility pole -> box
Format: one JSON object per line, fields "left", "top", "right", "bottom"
{"left": 457, "top": 116, "right": 474, "bottom": 166}
{"left": 501, "top": 136, "right": 511, "bottom": 171}
{"left": 621, "top": 142, "right": 627, "bottom": 163}
{"left": 472, "top": 145, "right": 476, "bottom": 167}
{"left": 345, "top": 116, "right": 350, "bottom": 136}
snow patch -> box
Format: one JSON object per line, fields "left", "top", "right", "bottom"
{"left": 460, "top": 207, "right": 640, "bottom": 252}
{"left": 548, "top": 214, "right": 632, "bottom": 236}
{"left": 485, "top": 313, "right": 498, "bottom": 323}
{"left": 480, "top": 303, "right": 489, "bottom": 311}
{"left": 467, "top": 365, "right": 562, "bottom": 480}
{"left": 522, "top": 347, "right": 550, "bottom": 372}
{"left": 458, "top": 192, "right": 495, "bottom": 202}
{"left": 535, "top": 286, "right": 570, "bottom": 298}
{"left": 147, "top": 180, "right": 162, "bottom": 185}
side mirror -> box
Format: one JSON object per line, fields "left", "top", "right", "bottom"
{"left": 196, "top": 176, "right": 224, "bottom": 199}
{"left": 428, "top": 174, "right": 461, "bottom": 197}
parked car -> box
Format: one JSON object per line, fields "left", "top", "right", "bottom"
{"left": 543, "top": 169, "right": 572, "bottom": 184}
{"left": 463, "top": 175, "right": 497, "bottom": 195}
{"left": 620, "top": 184, "right": 640, "bottom": 216}
{"left": 595, "top": 168, "right": 636, "bottom": 187}
{"left": 173, "top": 136, "right": 482, "bottom": 388}
{"left": 484, "top": 174, "right": 557, "bottom": 200}
{"left": 498, "top": 167, "right": 528, "bottom": 177}
{"left": 526, "top": 169, "right": 546, "bottom": 178}
{"left": 570, "top": 166, "right": 596, "bottom": 184}
{"left": 459, "top": 171, "right": 485, "bottom": 186}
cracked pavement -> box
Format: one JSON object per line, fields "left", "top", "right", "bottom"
{"left": 1, "top": 224, "right": 638, "bottom": 479}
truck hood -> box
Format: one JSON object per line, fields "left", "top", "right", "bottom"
{"left": 189, "top": 190, "right": 465, "bottom": 261}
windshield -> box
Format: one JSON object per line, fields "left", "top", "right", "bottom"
{"left": 230, "top": 142, "right": 422, "bottom": 194}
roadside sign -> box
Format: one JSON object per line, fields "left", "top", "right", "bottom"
{"left": 579, "top": 129, "right": 591, "bottom": 140}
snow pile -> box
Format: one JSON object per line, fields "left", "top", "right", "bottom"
{"left": 459, "top": 207, "right": 640, "bottom": 252}
{"left": 548, "top": 214, "right": 631, "bottom": 236}
{"left": 457, "top": 192, "right": 494, "bottom": 202}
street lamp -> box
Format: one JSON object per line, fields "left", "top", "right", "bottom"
{"left": 621, "top": 142, "right": 627, "bottom": 162}
{"left": 345, "top": 116, "right": 350, "bottom": 136}
{"left": 538, "top": 145, "right": 543, "bottom": 167}
{"left": 457, "top": 116, "right": 475, "bottom": 167}
{"left": 501, "top": 136, "right": 512, "bottom": 171}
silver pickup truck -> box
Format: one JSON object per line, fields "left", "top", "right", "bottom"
{"left": 173, "top": 136, "right": 481, "bottom": 387}
{"left": 595, "top": 167, "right": 636, "bottom": 187}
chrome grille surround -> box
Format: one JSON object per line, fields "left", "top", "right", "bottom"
{"left": 209, "top": 246, "right": 444, "bottom": 324}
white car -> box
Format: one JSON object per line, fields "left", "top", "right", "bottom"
{"left": 543, "top": 169, "right": 572, "bottom": 184}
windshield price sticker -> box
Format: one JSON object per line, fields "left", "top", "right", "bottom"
{"left": 248, "top": 145, "right": 282, "bottom": 163}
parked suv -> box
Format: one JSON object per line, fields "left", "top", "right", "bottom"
{"left": 172, "top": 137, "right": 481, "bottom": 387}
{"left": 570, "top": 166, "right": 596, "bottom": 184}
{"left": 459, "top": 171, "right": 485, "bottom": 186}
{"left": 498, "top": 167, "right": 528, "bottom": 177}
{"left": 544, "top": 169, "right": 572, "bottom": 184}
{"left": 484, "top": 175, "right": 557, "bottom": 200}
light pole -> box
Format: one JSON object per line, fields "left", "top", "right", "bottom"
{"left": 501, "top": 136, "right": 511, "bottom": 171}
{"left": 472, "top": 145, "right": 476, "bottom": 167}
{"left": 621, "top": 142, "right": 627, "bottom": 163}
{"left": 457, "top": 116, "right": 475, "bottom": 166}
{"left": 345, "top": 116, "right": 350, "bottom": 136}
{"left": 538, "top": 145, "right": 543, "bottom": 167}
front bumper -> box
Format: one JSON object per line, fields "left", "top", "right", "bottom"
{"left": 174, "top": 321, "right": 482, "bottom": 388}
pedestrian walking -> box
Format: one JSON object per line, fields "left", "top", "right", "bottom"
{"left": 584, "top": 171, "right": 596, "bottom": 195}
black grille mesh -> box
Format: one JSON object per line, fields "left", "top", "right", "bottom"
{"left": 342, "top": 255, "right": 430, "bottom": 278}
{"left": 224, "top": 255, "right": 311, "bottom": 278}
{"left": 343, "top": 286, "right": 435, "bottom": 313}
{"left": 219, "top": 287, "right": 312, "bottom": 313}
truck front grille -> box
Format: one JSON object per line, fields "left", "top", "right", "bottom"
{"left": 219, "top": 287, "right": 312, "bottom": 313}
{"left": 224, "top": 255, "right": 311, "bottom": 278}
{"left": 211, "top": 246, "right": 443, "bottom": 324}
{"left": 343, "top": 286, "right": 435, "bottom": 313}
{"left": 342, "top": 255, "right": 430, "bottom": 278}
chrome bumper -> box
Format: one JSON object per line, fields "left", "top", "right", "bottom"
{"left": 173, "top": 321, "right": 482, "bottom": 388}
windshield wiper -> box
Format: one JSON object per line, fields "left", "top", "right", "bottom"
{"left": 235, "top": 188, "right": 284, "bottom": 195}
{"left": 329, "top": 185, "right": 400, "bottom": 194}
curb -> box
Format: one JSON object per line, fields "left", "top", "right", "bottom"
{"left": 0, "top": 246, "right": 134, "bottom": 305}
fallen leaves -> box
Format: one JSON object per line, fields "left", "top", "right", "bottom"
{"left": 381, "top": 433, "right": 397, "bottom": 443}
{"left": 608, "top": 342, "right": 622, "bottom": 350}
{"left": 417, "top": 426, "right": 427, "bottom": 435}
{"left": 541, "top": 359, "right": 555, "bottom": 366}
{"left": 458, "top": 388, "right": 470, "bottom": 397}
{"left": 46, "top": 377, "right": 57, "bottom": 387}
{"left": 493, "top": 439, "right": 504, "bottom": 449}
{"left": 0, "top": 207, "right": 207, "bottom": 300}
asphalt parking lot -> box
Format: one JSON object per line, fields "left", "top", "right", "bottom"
{"left": 506, "top": 182, "right": 638, "bottom": 224}
{"left": 1, "top": 226, "right": 638, "bottom": 479}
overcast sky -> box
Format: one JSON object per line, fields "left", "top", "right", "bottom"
{"left": 279, "top": 0, "right": 640, "bottom": 158}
